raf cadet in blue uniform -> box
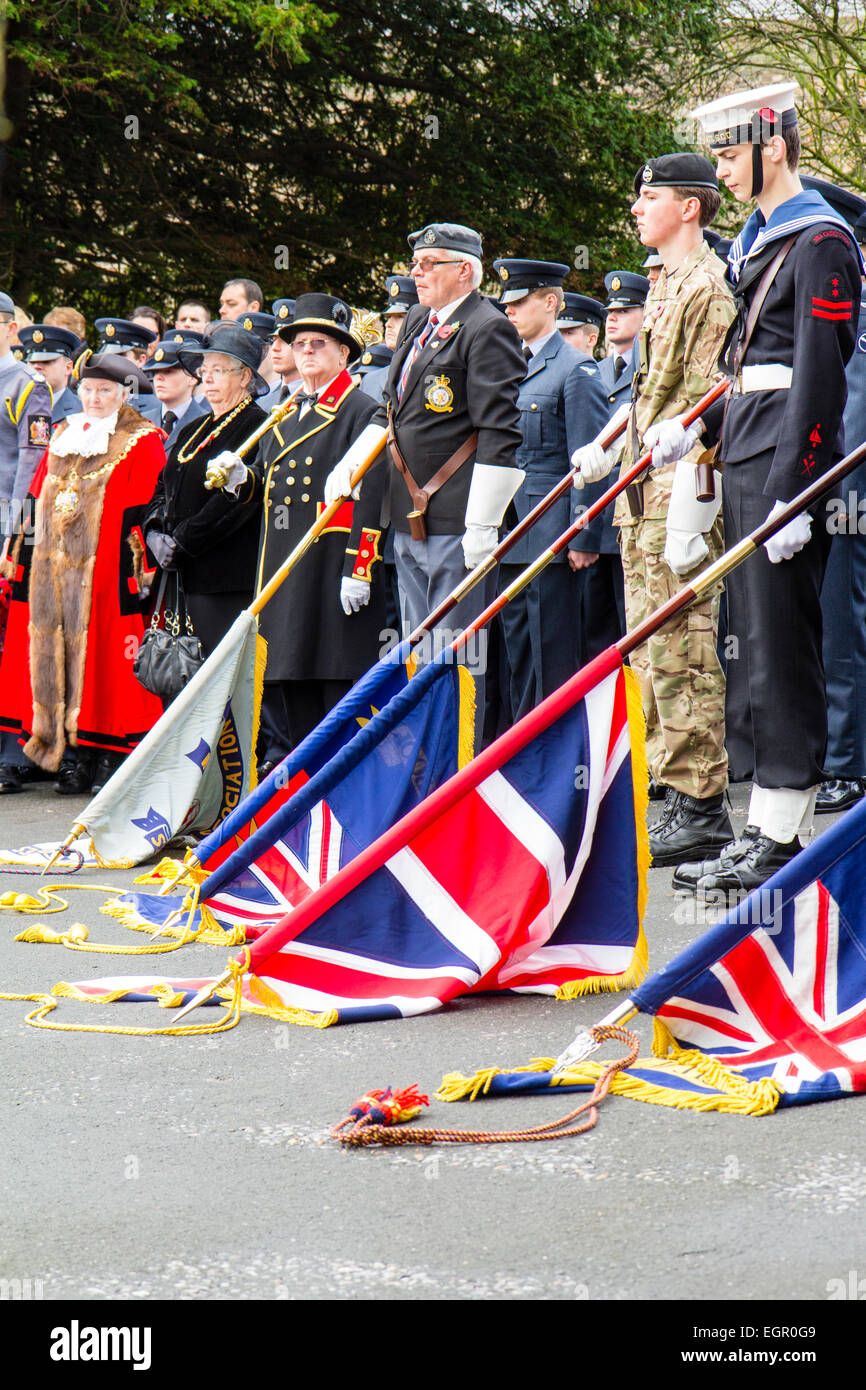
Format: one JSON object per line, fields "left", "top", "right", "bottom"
{"left": 142, "top": 335, "right": 211, "bottom": 450}
{"left": 93, "top": 317, "right": 161, "bottom": 422}
{"left": 18, "top": 323, "right": 80, "bottom": 423}
{"left": 568, "top": 272, "right": 649, "bottom": 662}
{"left": 493, "top": 260, "right": 608, "bottom": 717}
{"left": 817, "top": 198, "right": 866, "bottom": 813}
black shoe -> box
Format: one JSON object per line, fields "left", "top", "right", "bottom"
{"left": 672, "top": 824, "right": 761, "bottom": 891}
{"left": 90, "top": 753, "right": 123, "bottom": 794}
{"left": 815, "top": 778, "right": 865, "bottom": 814}
{"left": 0, "top": 763, "right": 23, "bottom": 794}
{"left": 694, "top": 833, "right": 801, "bottom": 899}
{"left": 649, "top": 791, "right": 734, "bottom": 867}
{"left": 53, "top": 759, "right": 93, "bottom": 795}
{"left": 648, "top": 775, "right": 667, "bottom": 802}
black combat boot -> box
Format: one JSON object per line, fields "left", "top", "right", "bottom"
{"left": 648, "top": 790, "right": 734, "bottom": 867}
{"left": 672, "top": 824, "right": 761, "bottom": 892}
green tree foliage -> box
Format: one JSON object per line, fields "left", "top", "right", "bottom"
{"left": 2, "top": 0, "right": 720, "bottom": 326}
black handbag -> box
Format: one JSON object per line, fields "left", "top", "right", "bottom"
{"left": 134, "top": 571, "right": 204, "bottom": 702}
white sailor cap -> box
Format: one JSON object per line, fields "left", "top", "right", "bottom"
{"left": 690, "top": 81, "right": 798, "bottom": 149}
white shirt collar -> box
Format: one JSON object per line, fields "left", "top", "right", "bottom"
{"left": 427, "top": 292, "right": 471, "bottom": 328}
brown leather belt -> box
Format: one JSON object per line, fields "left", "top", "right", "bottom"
{"left": 387, "top": 425, "right": 479, "bottom": 540}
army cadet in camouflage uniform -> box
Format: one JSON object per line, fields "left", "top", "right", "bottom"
{"left": 572, "top": 154, "right": 736, "bottom": 865}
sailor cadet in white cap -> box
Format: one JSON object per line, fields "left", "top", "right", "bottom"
{"left": 664, "top": 81, "right": 864, "bottom": 897}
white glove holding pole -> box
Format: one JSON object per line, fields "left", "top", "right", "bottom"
{"left": 643, "top": 413, "right": 702, "bottom": 469}
{"left": 204, "top": 451, "right": 246, "bottom": 492}
{"left": 572, "top": 402, "right": 629, "bottom": 488}
{"left": 663, "top": 457, "right": 722, "bottom": 576}
{"left": 323, "top": 423, "right": 388, "bottom": 504}
{"left": 462, "top": 524, "right": 499, "bottom": 571}
{"left": 764, "top": 500, "right": 812, "bottom": 563}
{"left": 340, "top": 576, "right": 372, "bottom": 614}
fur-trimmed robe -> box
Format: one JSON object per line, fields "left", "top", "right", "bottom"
{"left": 0, "top": 406, "right": 167, "bottom": 769}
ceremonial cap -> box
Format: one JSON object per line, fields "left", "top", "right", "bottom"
{"left": 383, "top": 276, "right": 418, "bottom": 315}
{"left": 641, "top": 248, "right": 663, "bottom": 269}
{"left": 800, "top": 176, "right": 866, "bottom": 230}
{"left": 492, "top": 259, "right": 571, "bottom": 304}
{"left": 0, "top": 292, "right": 15, "bottom": 316}
{"left": 407, "top": 223, "right": 483, "bottom": 260}
{"left": 79, "top": 351, "right": 151, "bottom": 392}
{"left": 557, "top": 293, "right": 607, "bottom": 330}
{"left": 689, "top": 81, "right": 798, "bottom": 150}
{"left": 277, "top": 292, "right": 362, "bottom": 355}
{"left": 178, "top": 322, "right": 269, "bottom": 397}
{"left": 633, "top": 153, "right": 719, "bottom": 195}
{"left": 239, "top": 310, "right": 276, "bottom": 341}
{"left": 355, "top": 342, "right": 394, "bottom": 376}
{"left": 271, "top": 298, "right": 296, "bottom": 325}
{"left": 143, "top": 338, "right": 201, "bottom": 376}
{"left": 94, "top": 317, "right": 157, "bottom": 351}
{"left": 166, "top": 328, "right": 206, "bottom": 346}
{"left": 19, "top": 323, "right": 80, "bottom": 361}
{"left": 603, "top": 271, "right": 649, "bottom": 309}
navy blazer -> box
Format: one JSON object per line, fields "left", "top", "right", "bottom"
{"left": 571, "top": 343, "right": 638, "bottom": 555}
{"left": 506, "top": 333, "right": 608, "bottom": 564}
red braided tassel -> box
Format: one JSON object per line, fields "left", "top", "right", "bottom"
{"left": 333, "top": 1084, "right": 429, "bottom": 1136}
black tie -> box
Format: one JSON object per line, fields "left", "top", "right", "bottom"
{"left": 614, "top": 355, "right": 627, "bottom": 382}
{"left": 523, "top": 345, "right": 533, "bottom": 363}
{"left": 162, "top": 411, "right": 177, "bottom": 430}
{"left": 296, "top": 391, "right": 319, "bottom": 407}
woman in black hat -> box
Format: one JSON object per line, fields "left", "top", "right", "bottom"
{"left": 141, "top": 322, "right": 269, "bottom": 663}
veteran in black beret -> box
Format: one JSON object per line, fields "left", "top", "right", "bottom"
{"left": 322, "top": 222, "right": 526, "bottom": 742}
{"left": 19, "top": 323, "right": 80, "bottom": 424}
{"left": 491, "top": 256, "right": 608, "bottom": 715}
{"left": 557, "top": 292, "right": 607, "bottom": 355}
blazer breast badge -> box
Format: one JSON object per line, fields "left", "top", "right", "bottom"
{"left": 424, "top": 374, "right": 455, "bottom": 413}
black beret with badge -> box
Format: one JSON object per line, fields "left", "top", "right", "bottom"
{"left": 603, "top": 271, "right": 650, "bottom": 309}
{"left": 633, "top": 153, "right": 719, "bottom": 196}
{"left": 407, "top": 222, "right": 483, "bottom": 260}
{"left": 557, "top": 292, "right": 607, "bottom": 331}
{"left": 492, "top": 258, "right": 571, "bottom": 304}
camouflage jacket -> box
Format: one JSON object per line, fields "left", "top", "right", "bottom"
{"left": 615, "top": 240, "right": 735, "bottom": 525}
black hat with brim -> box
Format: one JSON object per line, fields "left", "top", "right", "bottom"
{"left": 493, "top": 259, "right": 572, "bottom": 304}
{"left": 355, "top": 342, "right": 394, "bottom": 376}
{"left": 79, "top": 352, "right": 152, "bottom": 393}
{"left": 276, "top": 293, "right": 361, "bottom": 355}
{"left": 19, "top": 323, "right": 80, "bottom": 361}
{"left": 558, "top": 293, "right": 607, "bottom": 330}
{"left": 178, "top": 322, "right": 269, "bottom": 397}
{"left": 143, "top": 339, "right": 201, "bottom": 376}
{"left": 603, "top": 271, "right": 650, "bottom": 309}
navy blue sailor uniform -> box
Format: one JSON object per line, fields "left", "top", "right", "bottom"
{"left": 701, "top": 204, "right": 862, "bottom": 790}
{"left": 498, "top": 332, "right": 608, "bottom": 716}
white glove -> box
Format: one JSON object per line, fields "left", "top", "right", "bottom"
{"left": 571, "top": 440, "right": 614, "bottom": 489}
{"left": 664, "top": 528, "right": 708, "bottom": 576}
{"left": 324, "top": 457, "right": 360, "bottom": 504}
{"left": 643, "top": 415, "right": 701, "bottom": 469}
{"left": 204, "top": 450, "right": 246, "bottom": 493}
{"left": 340, "top": 576, "right": 371, "bottom": 614}
{"left": 764, "top": 500, "right": 812, "bottom": 563}
{"left": 462, "top": 523, "right": 499, "bottom": 571}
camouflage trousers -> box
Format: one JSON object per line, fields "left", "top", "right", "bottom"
{"left": 619, "top": 516, "right": 727, "bottom": 798}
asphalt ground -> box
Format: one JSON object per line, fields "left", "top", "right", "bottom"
{"left": 0, "top": 776, "right": 864, "bottom": 1336}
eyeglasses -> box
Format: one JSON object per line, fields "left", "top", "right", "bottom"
{"left": 291, "top": 337, "right": 331, "bottom": 352}
{"left": 200, "top": 364, "right": 243, "bottom": 379}
{"left": 409, "top": 257, "right": 462, "bottom": 274}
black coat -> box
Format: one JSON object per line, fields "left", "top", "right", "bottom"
{"left": 704, "top": 222, "right": 861, "bottom": 502}
{"left": 143, "top": 397, "right": 266, "bottom": 596}
{"left": 252, "top": 371, "right": 385, "bottom": 681}
{"left": 370, "top": 289, "right": 525, "bottom": 535}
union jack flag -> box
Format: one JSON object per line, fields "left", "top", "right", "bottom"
{"left": 633, "top": 798, "right": 866, "bottom": 1106}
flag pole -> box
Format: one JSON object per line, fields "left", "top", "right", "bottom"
{"left": 155, "top": 383, "right": 728, "bottom": 900}
{"left": 171, "top": 430, "right": 866, "bottom": 1023}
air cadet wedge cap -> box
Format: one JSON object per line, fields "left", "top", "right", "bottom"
{"left": 382, "top": 276, "right": 418, "bottom": 315}
{"left": 603, "top": 272, "right": 649, "bottom": 309}
{"left": 79, "top": 351, "right": 152, "bottom": 393}
{"left": 800, "top": 176, "right": 866, "bottom": 231}
{"left": 0, "top": 291, "right": 16, "bottom": 317}
{"left": 557, "top": 293, "right": 607, "bottom": 331}
{"left": 407, "top": 223, "right": 483, "bottom": 260}
{"left": 355, "top": 342, "right": 394, "bottom": 376}
{"left": 142, "top": 338, "right": 202, "bottom": 376}
{"left": 492, "top": 259, "right": 571, "bottom": 304}
{"left": 178, "top": 322, "right": 269, "bottom": 397}
{"left": 239, "top": 310, "right": 276, "bottom": 341}
{"left": 271, "top": 298, "right": 296, "bottom": 326}
{"left": 94, "top": 317, "right": 157, "bottom": 351}
{"left": 689, "top": 81, "right": 798, "bottom": 150}
{"left": 277, "top": 292, "right": 362, "bottom": 355}
{"left": 633, "top": 154, "right": 719, "bottom": 196}
{"left": 19, "top": 324, "right": 80, "bottom": 361}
